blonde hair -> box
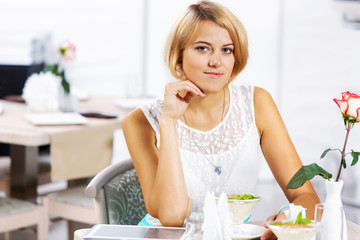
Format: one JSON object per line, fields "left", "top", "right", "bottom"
{"left": 165, "top": 0, "right": 248, "bottom": 81}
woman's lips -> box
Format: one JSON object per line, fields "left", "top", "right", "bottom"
{"left": 204, "top": 72, "right": 223, "bottom": 78}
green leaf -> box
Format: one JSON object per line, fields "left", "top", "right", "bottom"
{"left": 286, "top": 163, "right": 332, "bottom": 189}
{"left": 295, "top": 212, "right": 311, "bottom": 225}
{"left": 271, "top": 221, "right": 293, "bottom": 225}
{"left": 44, "top": 64, "right": 59, "bottom": 75}
{"left": 342, "top": 157, "right": 347, "bottom": 169}
{"left": 295, "top": 212, "right": 302, "bottom": 224}
{"left": 320, "top": 148, "right": 333, "bottom": 159}
{"left": 351, "top": 150, "right": 359, "bottom": 166}
{"left": 43, "top": 64, "right": 70, "bottom": 94}
{"left": 61, "top": 78, "right": 71, "bottom": 94}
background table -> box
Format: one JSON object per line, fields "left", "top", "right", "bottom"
{"left": 0, "top": 96, "right": 129, "bottom": 200}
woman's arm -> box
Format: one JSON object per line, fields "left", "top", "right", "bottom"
{"left": 123, "top": 109, "right": 187, "bottom": 226}
{"left": 123, "top": 80, "right": 205, "bottom": 227}
{"left": 254, "top": 87, "right": 320, "bottom": 218}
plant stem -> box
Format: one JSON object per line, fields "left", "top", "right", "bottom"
{"left": 336, "top": 123, "right": 351, "bottom": 181}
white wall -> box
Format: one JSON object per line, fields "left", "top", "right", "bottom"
{"left": 0, "top": 0, "right": 144, "bottom": 96}
{"left": 280, "top": 0, "right": 360, "bottom": 223}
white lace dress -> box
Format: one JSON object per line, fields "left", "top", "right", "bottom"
{"left": 140, "top": 85, "right": 260, "bottom": 197}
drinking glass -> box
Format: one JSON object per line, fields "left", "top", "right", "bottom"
{"left": 314, "top": 203, "right": 343, "bottom": 240}
{"left": 185, "top": 195, "right": 205, "bottom": 240}
{"left": 227, "top": 195, "right": 261, "bottom": 234}
{"left": 266, "top": 221, "right": 320, "bottom": 240}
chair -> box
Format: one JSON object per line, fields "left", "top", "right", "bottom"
{"left": 85, "top": 158, "right": 147, "bottom": 225}
{"left": 0, "top": 197, "right": 48, "bottom": 240}
{"left": 41, "top": 182, "right": 98, "bottom": 240}
{"left": 0, "top": 154, "right": 50, "bottom": 240}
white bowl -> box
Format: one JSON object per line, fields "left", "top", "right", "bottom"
{"left": 266, "top": 221, "right": 321, "bottom": 240}
{"left": 227, "top": 194, "right": 261, "bottom": 223}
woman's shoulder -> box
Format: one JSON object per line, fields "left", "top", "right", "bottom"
{"left": 253, "top": 87, "right": 277, "bottom": 113}
{"left": 122, "top": 108, "right": 149, "bottom": 130}
{"left": 253, "top": 86, "right": 273, "bottom": 101}
{"left": 253, "top": 86, "right": 279, "bottom": 132}
{"left": 123, "top": 98, "right": 163, "bottom": 136}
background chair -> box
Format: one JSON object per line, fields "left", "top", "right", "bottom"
{"left": 41, "top": 183, "right": 98, "bottom": 240}
{"left": 0, "top": 197, "right": 47, "bottom": 240}
{"left": 0, "top": 152, "right": 50, "bottom": 239}
{"left": 85, "top": 158, "right": 147, "bottom": 225}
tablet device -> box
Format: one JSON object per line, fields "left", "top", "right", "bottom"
{"left": 83, "top": 224, "right": 186, "bottom": 240}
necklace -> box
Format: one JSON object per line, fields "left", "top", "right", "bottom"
{"left": 183, "top": 88, "right": 226, "bottom": 175}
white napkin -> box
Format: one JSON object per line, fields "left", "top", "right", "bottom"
{"left": 283, "top": 203, "right": 307, "bottom": 222}
{"left": 202, "top": 191, "right": 232, "bottom": 240}
{"left": 217, "top": 193, "right": 233, "bottom": 239}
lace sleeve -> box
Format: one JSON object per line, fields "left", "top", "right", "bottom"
{"left": 139, "top": 99, "right": 162, "bottom": 149}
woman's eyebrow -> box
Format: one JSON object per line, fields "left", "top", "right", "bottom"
{"left": 193, "top": 41, "right": 211, "bottom": 45}
{"left": 193, "top": 41, "right": 234, "bottom": 47}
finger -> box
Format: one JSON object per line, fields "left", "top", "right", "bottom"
{"left": 181, "top": 80, "right": 206, "bottom": 97}
{"left": 170, "top": 83, "right": 206, "bottom": 98}
{"left": 261, "top": 229, "right": 277, "bottom": 240}
{"left": 266, "top": 214, "right": 278, "bottom": 222}
{"left": 274, "top": 212, "right": 287, "bottom": 221}
{"left": 166, "top": 81, "right": 204, "bottom": 97}
{"left": 182, "top": 92, "right": 194, "bottom": 103}
{"left": 185, "top": 80, "right": 206, "bottom": 94}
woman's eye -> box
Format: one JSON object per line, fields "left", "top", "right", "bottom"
{"left": 222, "top": 48, "right": 233, "bottom": 54}
{"left": 196, "top": 46, "right": 209, "bottom": 52}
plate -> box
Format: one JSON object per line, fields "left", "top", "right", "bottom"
{"left": 26, "top": 112, "right": 88, "bottom": 125}
{"left": 231, "top": 224, "right": 266, "bottom": 240}
{"left": 114, "top": 97, "right": 155, "bottom": 109}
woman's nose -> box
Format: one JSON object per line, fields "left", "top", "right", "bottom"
{"left": 209, "top": 52, "right": 221, "bottom": 68}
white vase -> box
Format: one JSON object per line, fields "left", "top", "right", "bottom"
{"left": 323, "top": 179, "right": 348, "bottom": 240}
{"left": 58, "top": 88, "right": 77, "bottom": 112}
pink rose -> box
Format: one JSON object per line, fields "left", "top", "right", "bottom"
{"left": 334, "top": 91, "right": 360, "bottom": 123}
{"left": 59, "top": 40, "right": 76, "bottom": 61}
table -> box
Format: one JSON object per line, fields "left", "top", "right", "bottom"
{"left": 0, "top": 95, "right": 129, "bottom": 200}
{"left": 73, "top": 220, "right": 360, "bottom": 240}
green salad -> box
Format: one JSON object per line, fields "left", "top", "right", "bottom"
{"left": 271, "top": 212, "right": 311, "bottom": 226}
{"left": 227, "top": 194, "right": 260, "bottom": 200}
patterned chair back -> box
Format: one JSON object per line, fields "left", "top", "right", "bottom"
{"left": 103, "top": 168, "right": 147, "bottom": 225}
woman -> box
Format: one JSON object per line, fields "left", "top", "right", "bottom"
{"left": 123, "top": 1, "right": 319, "bottom": 239}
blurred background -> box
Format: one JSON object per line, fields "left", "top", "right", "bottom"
{"left": 0, "top": 0, "right": 359, "bottom": 228}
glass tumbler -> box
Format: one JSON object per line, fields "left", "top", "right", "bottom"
{"left": 314, "top": 203, "right": 343, "bottom": 240}
{"left": 185, "top": 195, "right": 205, "bottom": 240}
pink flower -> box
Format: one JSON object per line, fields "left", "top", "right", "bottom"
{"left": 334, "top": 91, "right": 360, "bottom": 123}
{"left": 59, "top": 40, "right": 76, "bottom": 61}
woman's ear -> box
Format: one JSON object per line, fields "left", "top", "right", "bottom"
{"left": 176, "top": 59, "right": 186, "bottom": 80}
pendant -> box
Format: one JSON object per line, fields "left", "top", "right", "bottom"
{"left": 215, "top": 166, "right": 222, "bottom": 175}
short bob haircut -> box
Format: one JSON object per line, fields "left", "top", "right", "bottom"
{"left": 165, "top": 0, "right": 248, "bottom": 82}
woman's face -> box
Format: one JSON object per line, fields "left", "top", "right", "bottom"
{"left": 182, "top": 21, "right": 235, "bottom": 94}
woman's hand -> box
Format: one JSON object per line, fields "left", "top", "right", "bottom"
{"left": 162, "top": 80, "right": 206, "bottom": 120}
{"left": 261, "top": 213, "right": 287, "bottom": 240}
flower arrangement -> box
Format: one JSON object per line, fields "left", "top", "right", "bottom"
{"left": 22, "top": 72, "right": 61, "bottom": 112}
{"left": 286, "top": 91, "right": 360, "bottom": 189}
{"left": 44, "top": 40, "right": 76, "bottom": 94}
